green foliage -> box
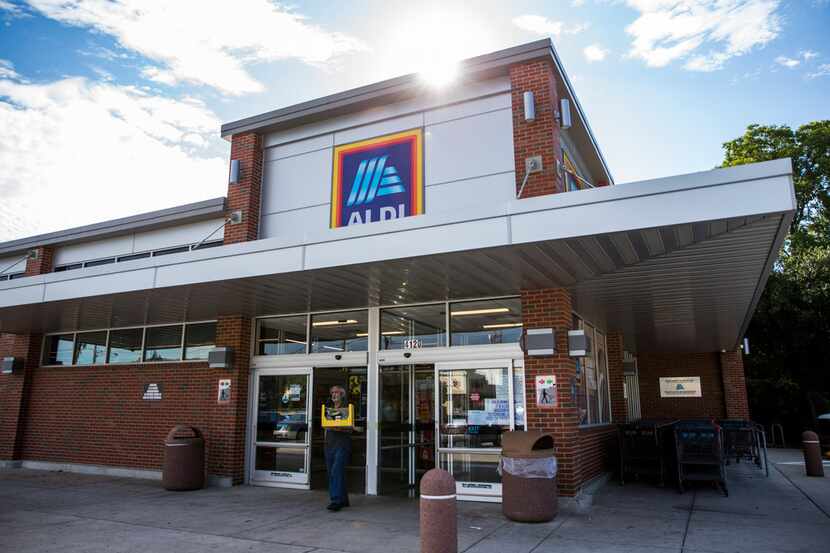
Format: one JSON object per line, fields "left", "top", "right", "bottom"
{"left": 721, "top": 121, "right": 830, "bottom": 442}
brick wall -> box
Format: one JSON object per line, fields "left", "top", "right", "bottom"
{"left": 520, "top": 288, "right": 580, "bottom": 495}
{"left": 24, "top": 246, "right": 53, "bottom": 276}
{"left": 607, "top": 332, "right": 627, "bottom": 423}
{"left": 0, "top": 333, "right": 40, "bottom": 461}
{"left": 510, "top": 59, "right": 562, "bottom": 198}
{"left": 224, "top": 132, "right": 263, "bottom": 244}
{"left": 638, "top": 352, "right": 726, "bottom": 420}
{"left": 3, "top": 316, "right": 253, "bottom": 484}
{"left": 577, "top": 425, "right": 617, "bottom": 485}
{"left": 720, "top": 349, "right": 750, "bottom": 419}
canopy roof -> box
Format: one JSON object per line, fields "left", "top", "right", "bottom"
{"left": 0, "top": 159, "right": 793, "bottom": 353}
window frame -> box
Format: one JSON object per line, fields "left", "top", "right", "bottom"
{"left": 40, "top": 320, "right": 216, "bottom": 367}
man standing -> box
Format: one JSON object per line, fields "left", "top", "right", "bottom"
{"left": 324, "top": 385, "right": 352, "bottom": 511}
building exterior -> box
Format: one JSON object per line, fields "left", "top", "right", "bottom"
{"left": 0, "top": 39, "right": 795, "bottom": 500}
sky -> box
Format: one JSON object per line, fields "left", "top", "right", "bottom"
{"left": 0, "top": 0, "right": 828, "bottom": 242}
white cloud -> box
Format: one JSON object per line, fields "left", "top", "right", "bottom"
{"left": 572, "top": 0, "right": 586, "bottom": 6}
{"left": 0, "top": 73, "right": 227, "bottom": 241}
{"left": 0, "top": 0, "right": 29, "bottom": 17}
{"left": 775, "top": 56, "right": 800, "bottom": 68}
{"left": 0, "top": 59, "right": 19, "bottom": 79}
{"left": 24, "top": 0, "right": 366, "bottom": 95}
{"left": 513, "top": 14, "right": 589, "bottom": 37}
{"left": 807, "top": 63, "right": 830, "bottom": 78}
{"left": 801, "top": 50, "right": 819, "bottom": 60}
{"left": 584, "top": 43, "right": 609, "bottom": 62}
{"left": 625, "top": 0, "right": 782, "bottom": 71}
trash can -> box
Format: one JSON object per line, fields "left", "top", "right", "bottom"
{"left": 163, "top": 425, "right": 205, "bottom": 491}
{"left": 500, "top": 430, "right": 558, "bottom": 522}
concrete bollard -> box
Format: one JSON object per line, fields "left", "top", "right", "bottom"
{"left": 802, "top": 431, "right": 824, "bottom": 477}
{"left": 420, "top": 468, "right": 457, "bottom": 553}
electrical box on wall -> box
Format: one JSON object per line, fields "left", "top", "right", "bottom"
{"left": 208, "top": 347, "right": 234, "bottom": 369}
{"left": 1, "top": 356, "right": 23, "bottom": 374}
{"left": 568, "top": 330, "right": 591, "bottom": 357}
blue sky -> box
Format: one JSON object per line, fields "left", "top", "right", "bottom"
{"left": 0, "top": 0, "right": 828, "bottom": 241}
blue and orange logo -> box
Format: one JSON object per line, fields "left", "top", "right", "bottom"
{"left": 330, "top": 129, "right": 424, "bottom": 228}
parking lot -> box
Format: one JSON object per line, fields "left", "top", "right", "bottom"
{"left": 1, "top": 448, "right": 828, "bottom": 553}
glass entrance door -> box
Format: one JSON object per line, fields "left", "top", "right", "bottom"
{"left": 378, "top": 365, "right": 435, "bottom": 495}
{"left": 436, "top": 360, "right": 515, "bottom": 500}
{"left": 251, "top": 369, "right": 311, "bottom": 487}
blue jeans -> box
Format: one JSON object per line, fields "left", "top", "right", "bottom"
{"left": 324, "top": 441, "right": 351, "bottom": 505}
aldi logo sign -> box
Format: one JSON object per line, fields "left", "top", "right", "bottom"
{"left": 330, "top": 129, "right": 424, "bottom": 228}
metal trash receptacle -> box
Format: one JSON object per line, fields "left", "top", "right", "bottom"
{"left": 500, "top": 431, "right": 558, "bottom": 522}
{"left": 163, "top": 426, "right": 205, "bottom": 491}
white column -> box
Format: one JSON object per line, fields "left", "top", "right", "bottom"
{"left": 365, "top": 307, "right": 380, "bottom": 495}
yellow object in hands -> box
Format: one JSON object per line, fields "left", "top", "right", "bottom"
{"left": 321, "top": 404, "right": 354, "bottom": 428}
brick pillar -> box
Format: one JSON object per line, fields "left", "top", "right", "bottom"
{"left": 24, "top": 246, "right": 53, "bottom": 276}
{"left": 720, "top": 349, "right": 750, "bottom": 419}
{"left": 607, "top": 332, "right": 627, "bottom": 423}
{"left": 510, "top": 59, "right": 562, "bottom": 198}
{"left": 520, "top": 288, "right": 579, "bottom": 496}
{"left": 224, "top": 132, "right": 263, "bottom": 244}
{"left": 207, "top": 316, "right": 252, "bottom": 484}
{"left": 0, "top": 333, "right": 41, "bottom": 462}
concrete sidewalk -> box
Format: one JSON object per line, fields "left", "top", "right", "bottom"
{"left": 1, "top": 449, "right": 828, "bottom": 553}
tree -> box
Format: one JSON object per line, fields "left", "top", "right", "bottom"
{"left": 721, "top": 122, "right": 830, "bottom": 443}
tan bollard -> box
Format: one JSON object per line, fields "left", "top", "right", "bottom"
{"left": 802, "top": 431, "right": 825, "bottom": 477}
{"left": 420, "top": 469, "right": 457, "bottom": 553}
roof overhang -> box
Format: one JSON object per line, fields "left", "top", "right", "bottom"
{"left": 0, "top": 159, "right": 794, "bottom": 353}
{"left": 0, "top": 197, "right": 227, "bottom": 258}
{"left": 220, "top": 38, "right": 613, "bottom": 185}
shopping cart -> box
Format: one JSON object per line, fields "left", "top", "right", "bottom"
{"left": 674, "top": 420, "right": 728, "bottom": 496}
{"left": 619, "top": 420, "right": 676, "bottom": 487}
{"left": 720, "top": 419, "right": 769, "bottom": 477}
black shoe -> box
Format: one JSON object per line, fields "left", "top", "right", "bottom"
{"left": 327, "top": 502, "right": 342, "bottom": 512}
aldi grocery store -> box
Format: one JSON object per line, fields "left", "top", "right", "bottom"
{"left": 0, "top": 39, "right": 795, "bottom": 501}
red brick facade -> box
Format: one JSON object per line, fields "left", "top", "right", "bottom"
{"left": 224, "top": 132, "right": 263, "bottom": 244}
{"left": 24, "top": 246, "right": 53, "bottom": 276}
{"left": 637, "top": 352, "right": 727, "bottom": 420}
{"left": 720, "top": 349, "right": 750, "bottom": 419}
{"left": 1, "top": 317, "right": 252, "bottom": 484}
{"left": 510, "top": 59, "right": 562, "bottom": 198}
{"left": 607, "top": 332, "right": 627, "bottom": 423}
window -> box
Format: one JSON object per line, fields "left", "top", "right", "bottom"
{"left": 54, "top": 264, "right": 82, "bottom": 272}
{"left": 573, "top": 315, "right": 611, "bottom": 425}
{"left": 108, "top": 328, "right": 143, "bottom": 364}
{"left": 152, "top": 245, "right": 190, "bottom": 257}
{"left": 117, "top": 252, "right": 151, "bottom": 263}
{"left": 257, "top": 316, "right": 307, "bottom": 355}
{"left": 74, "top": 331, "right": 108, "bottom": 365}
{"left": 43, "top": 334, "right": 74, "bottom": 365}
{"left": 84, "top": 258, "right": 115, "bottom": 268}
{"left": 450, "top": 298, "right": 522, "bottom": 346}
{"left": 380, "top": 304, "right": 446, "bottom": 350}
{"left": 310, "top": 310, "right": 367, "bottom": 353}
{"left": 184, "top": 322, "right": 216, "bottom": 360}
{"left": 144, "top": 325, "right": 183, "bottom": 362}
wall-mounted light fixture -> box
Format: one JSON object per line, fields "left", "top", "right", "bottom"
{"left": 208, "top": 347, "right": 234, "bottom": 370}
{"left": 560, "top": 98, "right": 572, "bottom": 129}
{"left": 229, "top": 159, "right": 240, "bottom": 184}
{"left": 523, "top": 91, "right": 535, "bottom": 122}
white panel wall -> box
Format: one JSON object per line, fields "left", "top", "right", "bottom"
{"left": 53, "top": 218, "right": 226, "bottom": 266}
{"left": 0, "top": 254, "right": 27, "bottom": 275}
{"left": 259, "top": 77, "right": 516, "bottom": 240}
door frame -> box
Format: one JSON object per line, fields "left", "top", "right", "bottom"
{"left": 435, "top": 359, "right": 515, "bottom": 502}
{"left": 248, "top": 366, "right": 313, "bottom": 489}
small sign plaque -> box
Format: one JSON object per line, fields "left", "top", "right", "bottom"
{"left": 143, "top": 383, "right": 162, "bottom": 401}
{"left": 659, "top": 376, "right": 702, "bottom": 398}
{"left": 535, "top": 375, "right": 557, "bottom": 408}
{"left": 218, "top": 379, "right": 231, "bottom": 402}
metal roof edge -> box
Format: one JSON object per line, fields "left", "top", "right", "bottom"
{"left": 0, "top": 197, "right": 228, "bottom": 257}
{"left": 220, "top": 39, "right": 554, "bottom": 138}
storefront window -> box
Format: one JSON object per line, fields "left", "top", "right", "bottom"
{"left": 438, "top": 367, "right": 510, "bottom": 449}
{"left": 43, "top": 334, "right": 74, "bottom": 365}
{"left": 573, "top": 315, "right": 612, "bottom": 426}
{"left": 450, "top": 298, "right": 522, "bottom": 346}
{"left": 184, "top": 322, "right": 217, "bottom": 360}
{"left": 74, "top": 331, "right": 108, "bottom": 365}
{"left": 108, "top": 328, "right": 143, "bottom": 364}
{"left": 143, "top": 325, "right": 183, "bottom": 362}
{"left": 380, "top": 304, "right": 446, "bottom": 350}
{"left": 310, "top": 310, "right": 368, "bottom": 353}
{"left": 257, "top": 316, "right": 307, "bottom": 355}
